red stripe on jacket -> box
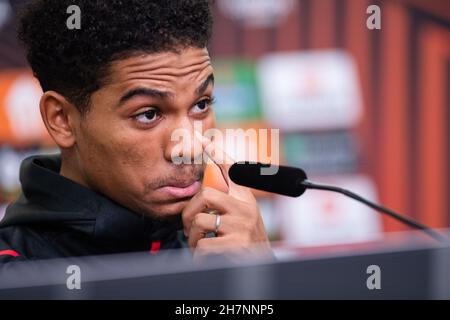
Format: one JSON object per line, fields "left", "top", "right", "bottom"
{"left": 0, "top": 250, "right": 20, "bottom": 257}
{"left": 149, "top": 241, "right": 161, "bottom": 254}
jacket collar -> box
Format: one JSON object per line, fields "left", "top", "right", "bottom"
{"left": 3, "top": 155, "right": 183, "bottom": 246}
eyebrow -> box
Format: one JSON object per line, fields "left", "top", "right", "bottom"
{"left": 118, "top": 88, "right": 173, "bottom": 106}
{"left": 196, "top": 73, "right": 214, "bottom": 95}
{"left": 118, "top": 73, "right": 215, "bottom": 107}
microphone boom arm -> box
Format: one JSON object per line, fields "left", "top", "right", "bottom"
{"left": 300, "top": 180, "right": 447, "bottom": 243}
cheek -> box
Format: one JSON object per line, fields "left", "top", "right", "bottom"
{"left": 87, "top": 135, "right": 166, "bottom": 208}
{"left": 79, "top": 121, "right": 161, "bottom": 185}
{"left": 105, "top": 131, "right": 162, "bottom": 175}
{"left": 116, "top": 141, "right": 163, "bottom": 185}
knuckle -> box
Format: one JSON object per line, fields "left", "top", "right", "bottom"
{"left": 192, "top": 214, "right": 203, "bottom": 228}
{"left": 201, "top": 187, "right": 217, "bottom": 208}
{"left": 241, "top": 209, "right": 259, "bottom": 226}
{"left": 243, "top": 220, "right": 254, "bottom": 232}
{"left": 238, "top": 202, "right": 256, "bottom": 217}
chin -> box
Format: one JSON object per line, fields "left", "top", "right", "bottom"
{"left": 141, "top": 198, "right": 192, "bottom": 219}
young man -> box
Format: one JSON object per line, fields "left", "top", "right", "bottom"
{"left": 0, "top": 0, "right": 270, "bottom": 263}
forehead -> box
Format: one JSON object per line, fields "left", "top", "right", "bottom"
{"left": 105, "top": 47, "right": 213, "bottom": 91}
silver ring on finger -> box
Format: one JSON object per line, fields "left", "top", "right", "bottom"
{"left": 214, "top": 214, "right": 221, "bottom": 235}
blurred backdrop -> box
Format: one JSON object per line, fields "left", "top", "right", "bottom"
{"left": 0, "top": 0, "right": 449, "bottom": 247}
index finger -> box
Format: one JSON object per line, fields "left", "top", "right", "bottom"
{"left": 195, "top": 131, "right": 252, "bottom": 199}
{"left": 195, "top": 131, "right": 232, "bottom": 187}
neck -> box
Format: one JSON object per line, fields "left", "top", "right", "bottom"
{"left": 59, "top": 153, "right": 90, "bottom": 190}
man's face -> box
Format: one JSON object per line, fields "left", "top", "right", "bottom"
{"left": 72, "top": 47, "right": 215, "bottom": 219}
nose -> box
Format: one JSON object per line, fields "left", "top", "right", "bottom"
{"left": 164, "top": 117, "right": 203, "bottom": 165}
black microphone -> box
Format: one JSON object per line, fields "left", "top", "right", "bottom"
{"left": 228, "top": 162, "right": 308, "bottom": 197}
{"left": 229, "top": 162, "right": 447, "bottom": 243}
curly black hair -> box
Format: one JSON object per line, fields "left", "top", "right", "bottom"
{"left": 18, "top": 0, "right": 213, "bottom": 114}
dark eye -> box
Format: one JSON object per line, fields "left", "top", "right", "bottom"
{"left": 191, "top": 98, "right": 215, "bottom": 114}
{"left": 134, "top": 109, "right": 159, "bottom": 124}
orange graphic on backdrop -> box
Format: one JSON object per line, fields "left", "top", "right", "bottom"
{"left": 0, "top": 69, "right": 52, "bottom": 147}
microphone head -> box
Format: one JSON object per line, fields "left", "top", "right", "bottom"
{"left": 229, "top": 162, "right": 307, "bottom": 197}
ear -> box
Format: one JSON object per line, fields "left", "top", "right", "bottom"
{"left": 39, "top": 91, "right": 79, "bottom": 149}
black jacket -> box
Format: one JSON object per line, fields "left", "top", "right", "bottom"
{"left": 0, "top": 155, "right": 187, "bottom": 263}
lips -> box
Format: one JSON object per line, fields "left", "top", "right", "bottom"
{"left": 165, "top": 180, "right": 199, "bottom": 188}
{"left": 157, "top": 180, "right": 201, "bottom": 199}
